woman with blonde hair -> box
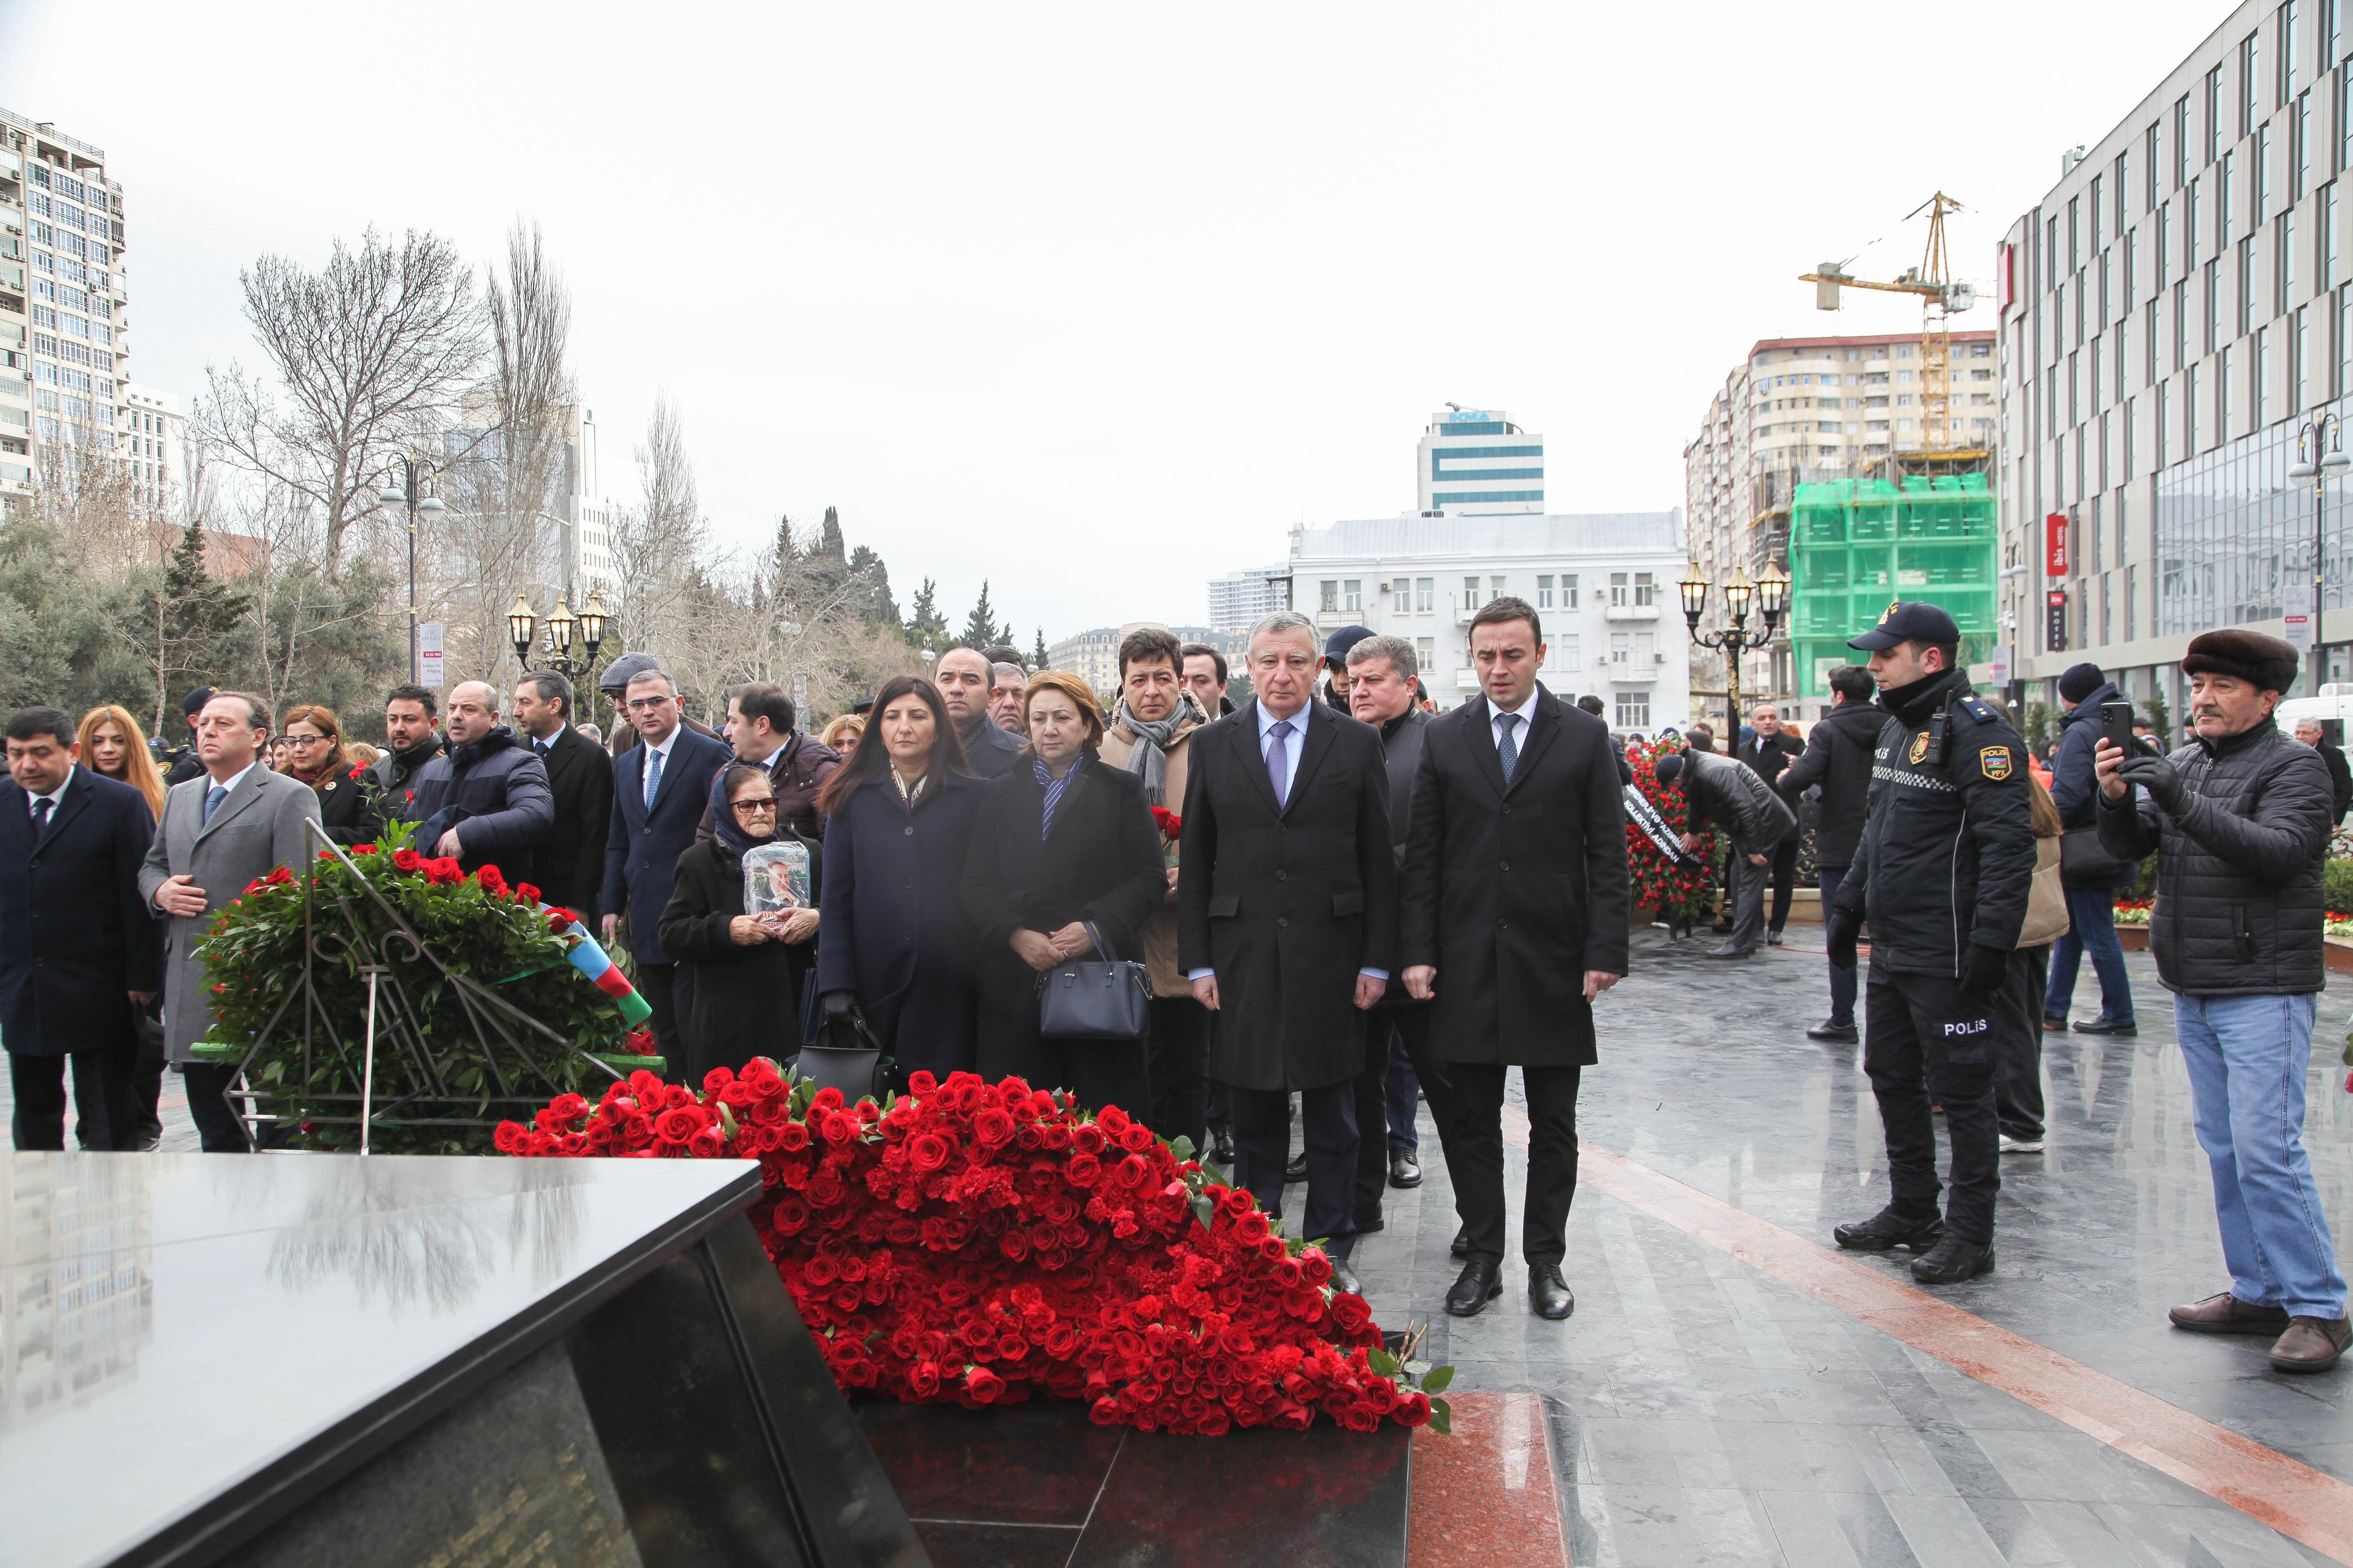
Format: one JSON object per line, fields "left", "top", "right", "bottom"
{"left": 76, "top": 705, "right": 166, "bottom": 822}
{"left": 279, "top": 704, "right": 377, "bottom": 847}
{"left": 820, "top": 712, "right": 865, "bottom": 757}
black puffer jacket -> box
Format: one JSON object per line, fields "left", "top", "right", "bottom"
{"left": 2096, "top": 720, "right": 2334, "bottom": 997}
{"left": 1680, "top": 748, "right": 1796, "bottom": 848}
{"left": 1775, "top": 701, "right": 1880, "bottom": 869}
{"left": 407, "top": 727, "right": 554, "bottom": 884}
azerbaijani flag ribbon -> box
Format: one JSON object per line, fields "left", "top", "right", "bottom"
{"left": 558, "top": 920, "right": 655, "bottom": 1028}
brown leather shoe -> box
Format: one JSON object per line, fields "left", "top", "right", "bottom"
{"left": 2269, "top": 1316, "right": 2353, "bottom": 1373}
{"left": 2168, "top": 1291, "right": 2290, "bottom": 1334}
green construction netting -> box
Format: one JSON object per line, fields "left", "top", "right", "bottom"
{"left": 1787, "top": 473, "right": 1997, "bottom": 699}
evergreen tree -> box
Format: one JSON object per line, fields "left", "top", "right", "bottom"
{"left": 805, "top": 505, "right": 850, "bottom": 602}
{"left": 761, "top": 513, "right": 798, "bottom": 608}
{"left": 906, "top": 577, "right": 949, "bottom": 650}
{"left": 847, "top": 544, "right": 900, "bottom": 626}
{"left": 958, "top": 580, "right": 1003, "bottom": 651}
{"left": 1029, "top": 627, "right": 1049, "bottom": 670}
{"left": 158, "top": 520, "right": 251, "bottom": 699}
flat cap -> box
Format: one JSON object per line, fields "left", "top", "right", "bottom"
{"left": 597, "top": 652, "right": 663, "bottom": 693}
{"left": 1322, "top": 624, "right": 1377, "bottom": 664}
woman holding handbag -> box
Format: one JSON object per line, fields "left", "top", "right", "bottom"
{"left": 962, "top": 670, "right": 1166, "bottom": 1119}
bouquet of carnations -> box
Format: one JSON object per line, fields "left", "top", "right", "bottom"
{"left": 499, "top": 1064, "right": 1452, "bottom": 1435}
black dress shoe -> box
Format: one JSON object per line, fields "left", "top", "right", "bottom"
{"left": 2072, "top": 1015, "right": 2138, "bottom": 1036}
{"left": 1807, "top": 1019, "right": 1859, "bottom": 1043}
{"left": 1388, "top": 1150, "right": 1421, "bottom": 1189}
{"left": 1209, "top": 1130, "right": 1235, "bottom": 1166}
{"left": 1329, "top": 1255, "right": 1361, "bottom": 1296}
{"left": 1444, "top": 1259, "right": 1502, "bottom": 1316}
{"left": 1910, "top": 1234, "right": 1995, "bottom": 1285}
{"left": 1285, "top": 1151, "right": 1308, "bottom": 1183}
{"left": 1833, "top": 1204, "right": 1945, "bottom": 1252}
{"left": 1705, "top": 944, "right": 1756, "bottom": 959}
{"left": 2040, "top": 1014, "right": 2068, "bottom": 1033}
{"left": 1529, "top": 1264, "right": 1575, "bottom": 1320}
{"left": 1354, "top": 1212, "right": 1385, "bottom": 1234}
{"left": 1450, "top": 1225, "right": 1469, "bottom": 1259}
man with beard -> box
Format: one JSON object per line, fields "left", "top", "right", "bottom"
{"left": 368, "top": 684, "right": 446, "bottom": 825}
{"left": 934, "top": 647, "right": 1023, "bottom": 778}
{"left": 1098, "top": 627, "right": 1216, "bottom": 1155}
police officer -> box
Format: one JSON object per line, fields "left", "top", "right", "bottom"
{"left": 1824, "top": 602, "right": 2037, "bottom": 1285}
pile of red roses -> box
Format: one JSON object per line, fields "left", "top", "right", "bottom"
{"left": 501, "top": 1065, "right": 1446, "bottom": 1436}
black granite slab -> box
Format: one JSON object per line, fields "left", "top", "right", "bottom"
{"left": 0, "top": 1152, "right": 924, "bottom": 1568}
{"left": 856, "top": 1397, "right": 1410, "bottom": 1567}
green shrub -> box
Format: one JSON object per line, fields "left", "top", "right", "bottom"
{"left": 2326, "top": 858, "right": 2353, "bottom": 916}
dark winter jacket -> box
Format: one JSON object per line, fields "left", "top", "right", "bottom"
{"left": 1376, "top": 708, "right": 1430, "bottom": 869}
{"left": 1679, "top": 748, "right": 1796, "bottom": 850}
{"left": 406, "top": 727, "right": 554, "bottom": 884}
{"left": 2097, "top": 720, "right": 2335, "bottom": 997}
{"left": 658, "top": 835, "right": 807, "bottom": 1078}
{"left": 2049, "top": 681, "right": 2121, "bottom": 830}
{"left": 312, "top": 762, "right": 381, "bottom": 847}
{"left": 2318, "top": 736, "right": 2353, "bottom": 824}
{"left": 365, "top": 734, "right": 445, "bottom": 825}
{"left": 956, "top": 718, "right": 1024, "bottom": 780}
{"left": 1832, "top": 668, "right": 2037, "bottom": 975}
{"left": 1775, "top": 701, "right": 1880, "bottom": 869}
{"left": 697, "top": 731, "right": 843, "bottom": 845}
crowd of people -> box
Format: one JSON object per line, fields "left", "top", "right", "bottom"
{"left": 2, "top": 600, "right": 2347, "bottom": 1365}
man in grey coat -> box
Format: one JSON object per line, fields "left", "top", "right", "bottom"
{"left": 2096, "top": 628, "right": 2348, "bottom": 1373}
{"left": 139, "top": 692, "right": 321, "bottom": 1151}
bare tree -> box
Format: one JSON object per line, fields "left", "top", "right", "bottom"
{"left": 199, "top": 228, "right": 482, "bottom": 567}
{"left": 607, "top": 393, "right": 707, "bottom": 666}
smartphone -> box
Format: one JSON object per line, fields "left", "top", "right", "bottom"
{"left": 2099, "top": 699, "right": 2136, "bottom": 758}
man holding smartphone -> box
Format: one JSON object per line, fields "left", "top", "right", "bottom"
{"left": 2043, "top": 664, "right": 2139, "bottom": 1041}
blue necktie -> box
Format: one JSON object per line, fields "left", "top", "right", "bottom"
{"left": 1267, "top": 720, "right": 1294, "bottom": 809}
{"left": 1497, "top": 712, "right": 1522, "bottom": 785}
{"left": 203, "top": 783, "right": 228, "bottom": 824}
{"left": 644, "top": 747, "right": 664, "bottom": 809}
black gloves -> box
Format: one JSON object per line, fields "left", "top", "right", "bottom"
{"left": 1958, "top": 943, "right": 2009, "bottom": 996}
{"left": 821, "top": 990, "right": 855, "bottom": 1021}
{"left": 1824, "top": 906, "right": 1861, "bottom": 971}
{"left": 2115, "top": 752, "right": 2188, "bottom": 815}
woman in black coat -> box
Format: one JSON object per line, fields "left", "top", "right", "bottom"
{"left": 962, "top": 671, "right": 1166, "bottom": 1119}
{"left": 658, "top": 764, "right": 816, "bottom": 1088}
{"left": 281, "top": 705, "right": 378, "bottom": 847}
{"left": 814, "top": 675, "right": 985, "bottom": 1082}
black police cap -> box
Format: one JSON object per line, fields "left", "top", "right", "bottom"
{"left": 1848, "top": 599, "right": 1960, "bottom": 652}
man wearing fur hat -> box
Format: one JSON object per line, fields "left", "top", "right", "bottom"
{"left": 2096, "top": 628, "right": 2348, "bottom": 1373}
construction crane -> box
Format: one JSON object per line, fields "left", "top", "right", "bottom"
{"left": 1800, "top": 192, "right": 1980, "bottom": 464}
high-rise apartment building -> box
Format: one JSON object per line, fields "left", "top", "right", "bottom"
{"left": 1684, "top": 330, "right": 1997, "bottom": 696}
{"left": 0, "top": 109, "right": 130, "bottom": 518}
{"left": 442, "top": 402, "right": 615, "bottom": 597}
{"left": 1205, "top": 565, "right": 1291, "bottom": 628}
{"left": 1999, "top": 0, "right": 2353, "bottom": 719}
{"left": 119, "top": 384, "right": 186, "bottom": 518}
{"left": 1416, "top": 408, "right": 1544, "bottom": 514}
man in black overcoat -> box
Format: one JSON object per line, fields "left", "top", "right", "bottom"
{"left": 0, "top": 706, "right": 163, "bottom": 1149}
{"left": 514, "top": 670, "right": 613, "bottom": 917}
{"left": 1178, "top": 610, "right": 1398, "bottom": 1297}
{"left": 1400, "top": 596, "right": 1631, "bottom": 1321}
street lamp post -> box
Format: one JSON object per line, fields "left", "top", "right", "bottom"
{"left": 1677, "top": 561, "right": 1790, "bottom": 744}
{"left": 374, "top": 457, "right": 445, "bottom": 686}
{"left": 508, "top": 589, "right": 613, "bottom": 729}
{"left": 2287, "top": 413, "right": 2352, "bottom": 698}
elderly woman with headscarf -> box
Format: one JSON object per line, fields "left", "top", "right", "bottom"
{"left": 658, "top": 763, "right": 815, "bottom": 1086}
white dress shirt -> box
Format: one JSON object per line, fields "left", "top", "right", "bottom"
{"left": 26, "top": 764, "right": 72, "bottom": 824}
{"left": 1489, "top": 690, "right": 1538, "bottom": 756}
{"left": 641, "top": 727, "right": 679, "bottom": 806}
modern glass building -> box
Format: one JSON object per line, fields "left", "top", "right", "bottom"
{"left": 1789, "top": 473, "right": 1998, "bottom": 701}
{"left": 1416, "top": 408, "right": 1544, "bottom": 514}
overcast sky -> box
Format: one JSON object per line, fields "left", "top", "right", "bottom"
{"left": 2, "top": 0, "right": 2234, "bottom": 642}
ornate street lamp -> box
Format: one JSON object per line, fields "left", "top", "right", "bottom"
{"left": 2289, "top": 413, "right": 2352, "bottom": 697}
{"left": 375, "top": 457, "right": 446, "bottom": 685}
{"left": 508, "top": 594, "right": 537, "bottom": 669}
{"left": 510, "top": 588, "right": 617, "bottom": 727}
{"left": 1678, "top": 559, "right": 1788, "bottom": 745}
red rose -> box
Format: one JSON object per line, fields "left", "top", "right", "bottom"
{"left": 907, "top": 1131, "right": 951, "bottom": 1171}
{"left": 548, "top": 906, "right": 580, "bottom": 931}
{"left": 775, "top": 1121, "right": 811, "bottom": 1152}
{"left": 514, "top": 882, "right": 541, "bottom": 904}
{"left": 971, "top": 1107, "right": 1015, "bottom": 1147}
{"left": 1329, "top": 1293, "right": 1372, "bottom": 1336}
{"left": 391, "top": 848, "right": 423, "bottom": 872}
{"left": 475, "top": 864, "right": 508, "bottom": 895}
{"left": 964, "top": 1366, "right": 1006, "bottom": 1404}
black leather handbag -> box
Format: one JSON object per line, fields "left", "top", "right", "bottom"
{"left": 796, "top": 1000, "right": 894, "bottom": 1104}
{"left": 1037, "top": 921, "right": 1153, "bottom": 1041}
{"left": 2059, "top": 826, "right": 2131, "bottom": 886}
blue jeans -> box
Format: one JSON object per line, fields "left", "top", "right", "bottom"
{"left": 1385, "top": 1027, "right": 1420, "bottom": 1151}
{"left": 1817, "top": 867, "right": 1856, "bottom": 1025}
{"left": 2045, "top": 884, "right": 2135, "bottom": 1023}
{"left": 2175, "top": 993, "right": 2346, "bottom": 1320}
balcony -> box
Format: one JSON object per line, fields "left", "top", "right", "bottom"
{"left": 1608, "top": 657, "right": 1665, "bottom": 684}
{"left": 1603, "top": 602, "right": 1661, "bottom": 622}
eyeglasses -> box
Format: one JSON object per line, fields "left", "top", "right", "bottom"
{"left": 732, "top": 799, "right": 778, "bottom": 815}
{"left": 625, "top": 695, "right": 674, "bottom": 711}
{"left": 287, "top": 733, "right": 330, "bottom": 747}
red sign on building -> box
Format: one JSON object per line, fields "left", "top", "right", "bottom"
{"left": 2045, "top": 512, "right": 2070, "bottom": 576}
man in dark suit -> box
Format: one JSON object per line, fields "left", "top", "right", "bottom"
{"left": 602, "top": 668, "right": 731, "bottom": 1053}
{"left": 513, "top": 670, "right": 612, "bottom": 916}
{"left": 1736, "top": 704, "right": 1805, "bottom": 945}
{"left": 936, "top": 647, "right": 1023, "bottom": 777}
{"left": 139, "top": 692, "right": 323, "bottom": 1151}
{"left": 1401, "top": 596, "right": 1631, "bottom": 1321}
{"left": 1, "top": 707, "right": 163, "bottom": 1149}
{"left": 1178, "top": 610, "right": 1397, "bottom": 1299}
{"left": 2292, "top": 718, "right": 2353, "bottom": 826}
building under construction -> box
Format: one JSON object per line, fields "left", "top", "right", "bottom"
{"left": 1786, "top": 471, "right": 1999, "bottom": 708}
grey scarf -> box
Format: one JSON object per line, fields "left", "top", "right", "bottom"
{"left": 1114, "top": 697, "right": 1199, "bottom": 806}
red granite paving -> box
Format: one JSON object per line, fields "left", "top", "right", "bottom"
{"left": 1408, "top": 1390, "right": 1572, "bottom": 1568}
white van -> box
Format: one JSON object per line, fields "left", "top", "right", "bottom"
{"left": 2273, "top": 684, "right": 2353, "bottom": 746}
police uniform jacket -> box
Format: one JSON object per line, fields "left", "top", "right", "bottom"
{"left": 1830, "top": 667, "right": 2036, "bottom": 975}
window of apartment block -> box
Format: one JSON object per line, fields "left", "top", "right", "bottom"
{"left": 2101, "top": 571, "right": 2114, "bottom": 647}
{"left": 2126, "top": 564, "right": 2139, "bottom": 641}
{"left": 1562, "top": 574, "right": 1579, "bottom": 608}
{"left": 2158, "top": 379, "right": 2171, "bottom": 469}
{"left": 1416, "top": 577, "right": 1433, "bottom": 613}
{"left": 2206, "top": 259, "right": 2222, "bottom": 351}
{"left": 1609, "top": 572, "right": 1629, "bottom": 607}
{"left": 1609, "top": 631, "right": 1631, "bottom": 666}
{"left": 1415, "top": 636, "right": 1434, "bottom": 671}
{"left": 1635, "top": 572, "right": 1657, "bottom": 606}
{"left": 2187, "top": 362, "right": 2203, "bottom": 454}
{"left": 2289, "top": 0, "right": 2304, "bottom": 92}
{"left": 1320, "top": 580, "right": 1339, "bottom": 613}
{"left": 2331, "top": 0, "right": 2344, "bottom": 67}
{"left": 2091, "top": 177, "right": 2104, "bottom": 253}
{"left": 1489, "top": 575, "right": 1507, "bottom": 604}
{"left": 2243, "top": 33, "right": 2262, "bottom": 136}
{"left": 2115, "top": 322, "right": 2130, "bottom": 401}
{"left": 2069, "top": 196, "right": 2082, "bottom": 273}
{"left": 2125, "top": 395, "right": 2137, "bottom": 477}
{"left": 2089, "top": 493, "right": 2104, "bottom": 574}
{"left": 2208, "top": 66, "right": 2225, "bottom": 162}
{"left": 2221, "top": 343, "right": 2236, "bottom": 434}
{"left": 1463, "top": 576, "right": 1480, "bottom": 611}
{"left": 1614, "top": 692, "right": 1649, "bottom": 730}
{"left": 1536, "top": 574, "right": 1555, "bottom": 609}
{"left": 2283, "top": 210, "right": 2299, "bottom": 310}
{"left": 2328, "top": 184, "right": 2342, "bottom": 287}
{"left": 1344, "top": 579, "right": 1361, "bottom": 613}
{"left": 2298, "top": 90, "right": 2315, "bottom": 198}
{"left": 2296, "top": 304, "right": 2311, "bottom": 414}
{"left": 1558, "top": 634, "right": 1581, "bottom": 669}
{"left": 1393, "top": 579, "right": 1412, "bottom": 613}
{"left": 2115, "top": 489, "right": 2130, "bottom": 571}
{"left": 2260, "top": 123, "right": 2276, "bottom": 217}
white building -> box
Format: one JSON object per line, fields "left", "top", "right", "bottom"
{"left": 119, "top": 383, "right": 186, "bottom": 516}
{"left": 1205, "top": 565, "right": 1290, "bottom": 629}
{"left": 0, "top": 109, "right": 131, "bottom": 516}
{"left": 1047, "top": 622, "right": 1172, "bottom": 701}
{"left": 1290, "top": 510, "right": 1691, "bottom": 730}
{"left": 1416, "top": 408, "right": 1544, "bottom": 515}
